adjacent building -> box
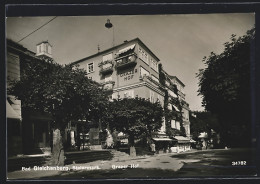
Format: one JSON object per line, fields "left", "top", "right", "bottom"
{"left": 7, "top": 39, "right": 53, "bottom": 156}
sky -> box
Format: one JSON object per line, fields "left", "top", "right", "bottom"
{"left": 6, "top": 13, "right": 255, "bottom": 111}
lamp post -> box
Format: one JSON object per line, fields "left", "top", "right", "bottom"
{"left": 105, "top": 19, "right": 115, "bottom": 47}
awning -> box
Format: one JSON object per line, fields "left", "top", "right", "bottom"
{"left": 172, "top": 104, "right": 180, "bottom": 112}
{"left": 152, "top": 138, "right": 173, "bottom": 141}
{"left": 117, "top": 44, "right": 136, "bottom": 55}
{"left": 6, "top": 100, "right": 21, "bottom": 120}
{"left": 172, "top": 136, "right": 190, "bottom": 143}
{"left": 190, "top": 139, "right": 196, "bottom": 143}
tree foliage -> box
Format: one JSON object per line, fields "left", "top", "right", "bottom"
{"left": 105, "top": 98, "right": 164, "bottom": 146}
{"left": 197, "top": 27, "right": 255, "bottom": 147}
{"left": 8, "top": 58, "right": 109, "bottom": 129}
{"left": 190, "top": 111, "right": 219, "bottom": 140}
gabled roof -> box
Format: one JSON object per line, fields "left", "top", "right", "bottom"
{"left": 71, "top": 37, "right": 160, "bottom": 65}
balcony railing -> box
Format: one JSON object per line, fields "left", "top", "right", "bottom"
{"left": 115, "top": 54, "right": 137, "bottom": 69}
{"left": 101, "top": 80, "right": 115, "bottom": 90}
{"left": 140, "top": 75, "right": 164, "bottom": 89}
{"left": 99, "top": 60, "right": 114, "bottom": 74}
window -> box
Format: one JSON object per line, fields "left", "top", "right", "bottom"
{"left": 87, "top": 63, "right": 94, "bottom": 73}
{"left": 48, "top": 45, "right": 52, "bottom": 54}
{"left": 124, "top": 90, "right": 134, "bottom": 98}
{"left": 150, "top": 90, "right": 155, "bottom": 103}
{"left": 150, "top": 58, "right": 158, "bottom": 72}
{"left": 140, "top": 66, "right": 149, "bottom": 78}
{"left": 176, "top": 121, "right": 180, "bottom": 130}
{"left": 103, "top": 53, "right": 113, "bottom": 62}
{"left": 171, "top": 120, "right": 176, "bottom": 129}
{"left": 161, "top": 117, "right": 166, "bottom": 132}
{"left": 157, "top": 94, "right": 163, "bottom": 105}
{"left": 138, "top": 47, "right": 149, "bottom": 65}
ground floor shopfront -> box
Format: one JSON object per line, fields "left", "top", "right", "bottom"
{"left": 152, "top": 134, "right": 192, "bottom": 154}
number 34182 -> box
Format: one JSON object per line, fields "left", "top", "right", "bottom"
{"left": 232, "top": 161, "right": 246, "bottom": 165}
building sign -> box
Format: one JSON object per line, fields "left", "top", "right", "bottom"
{"left": 119, "top": 68, "right": 138, "bottom": 81}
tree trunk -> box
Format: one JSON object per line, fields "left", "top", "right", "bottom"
{"left": 128, "top": 134, "right": 136, "bottom": 157}
{"left": 50, "top": 128, "right": 65, "bottom": 166}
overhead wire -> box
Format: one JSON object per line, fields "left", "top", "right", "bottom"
{"left": 18, "top": 16, "right": 58, "bottom": 43}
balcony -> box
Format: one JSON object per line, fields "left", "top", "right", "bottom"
{"left": 115, "top": 54, "right": 137, "bottom": 70}
{"left": 140, "top": 75, "right": 164, "bottom": 89}
{"left": 178, "top": 90, "right": 185, "bottom": 99}
{"left": 101, "top": 80, "right": 115, "bottom": 91}
{"left": 99, "top": 60, "right": 114, "bottom": 75}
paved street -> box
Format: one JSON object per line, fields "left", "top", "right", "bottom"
{"left": 7, "top": 148, "right": 257, "bottom": 180}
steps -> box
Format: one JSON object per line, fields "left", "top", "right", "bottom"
{"left": 64, "top": 150, "right": 113, "bottom": 165}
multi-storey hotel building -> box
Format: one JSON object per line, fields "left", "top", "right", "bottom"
{"left": 73, "top": 38, "right": 166, "bottom": 132}
{"left": 73, "top": 38, "right": 191, "bottom": 152}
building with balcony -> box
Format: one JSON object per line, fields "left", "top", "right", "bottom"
{"left": 72, "top": 38, "right": 191, "bottom": 152}
{"left": 169, "top": 75, "right": 190, "bottom": 139}
{"left": 73, "top": 38, "right": 164, "bottom": 107}
{"left": 72, "top": 38, "right": 167, "bottom": 146}
{"left": 160, "top": 70, "right": 191, "bottom": 152}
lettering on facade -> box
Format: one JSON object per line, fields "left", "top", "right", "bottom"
{"left": 119, "top": 69, "right": 138, "bottom": 81}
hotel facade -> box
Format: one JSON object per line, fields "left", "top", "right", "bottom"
{"left": 73, "top": 38, "right": 191, "bottom": 152}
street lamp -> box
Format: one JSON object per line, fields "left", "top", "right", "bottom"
{"left": 105, "top": 19, "right": 115, "bottom": 47}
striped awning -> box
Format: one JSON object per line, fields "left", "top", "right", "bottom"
{"left": 172, "top": 136, "right": 190, "bottom": 143}
{"left": 117, "top": 44, "right": 136, "bottom": 55}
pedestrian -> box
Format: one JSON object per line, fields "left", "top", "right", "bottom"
{"left": 150, "top": 141, "right": 156, "bottom": 152}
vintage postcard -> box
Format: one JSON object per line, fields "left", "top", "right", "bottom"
{"left": 5, "top": 4, "right": 258, "bottom": 180}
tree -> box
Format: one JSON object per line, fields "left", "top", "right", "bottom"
{"left": 190, "top": 111, "right": 220, "bottom": 147}
{"left": 197, "top": 27, "right": 255, "bottom": 147}
{"left": 105, "top": 97, "right": 164, "bottom": 156}
{"left": 8, "top": 58, "right": 109, "bottom": 165}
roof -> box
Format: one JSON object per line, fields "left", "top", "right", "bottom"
{"left": 36, "top": 41, "right": 52, "bottom": 47}
{"left": 172, "top": 136, "right": 190, "bottom": 143}
{"left": 7, "top": 39, "right": 27, "bottom": 52}
{"left": 71, "top": 37, "right": 160, "bottom": 65}
{"left": 169, "top": 75, "right": 185, "bottom": 87}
